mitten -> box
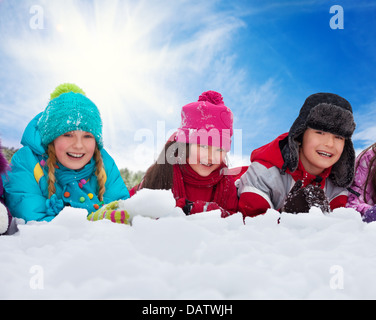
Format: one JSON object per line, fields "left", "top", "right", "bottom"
{"left": 46, "top": 194, "right": 64, "bottom": 217}
{"left": 87, "top": 200, "right": 130, "bottom": 224}
{"left": 205, "top": 202, "right": 231, "bottom": 218}
{"left": 189, "top": 200, "right": 207, "bottom": 215}
{"left": 282, "top": 180, "right": 331, "bottom": 214}
{"left": 362, "top": 205, "right": 376, "bottom": 223}
{"left": 304, "top": 184, "right": 331, "bottom": 213}
{"left": 176, "top": 198, "right": 229, "bottom": 217}
{"left": 0, "top": 202, "right": 9, "bottom": 235}
{"left": 176, "top": 198, "right": 193, "bottom": 215}
{"left": 282, "top": 180, "right": 308, "bottom": 214}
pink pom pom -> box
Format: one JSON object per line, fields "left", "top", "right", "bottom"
{"left": 198, "top": 91, "right": 224, "bottom": 105}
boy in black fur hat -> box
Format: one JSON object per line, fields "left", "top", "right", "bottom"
{"left": 0, "top": 142, "right": 11, "bottom": 235}
{"left": 237, "top": 93, "right": 356, "bottom": 217}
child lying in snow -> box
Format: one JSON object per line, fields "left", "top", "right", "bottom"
{"left": 89, "top": 91, "right": 239, "bottom": 224}
{"left": 237, "top": 92, "right": 356, "bottom": 217}
{"left": 3, "top": 83, "right": 129, "bottom": 223}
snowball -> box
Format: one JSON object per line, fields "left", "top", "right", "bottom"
{"left": 118, "top": 188, "right": 185, "bottom": 221}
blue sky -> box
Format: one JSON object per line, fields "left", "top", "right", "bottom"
{"left": 0, "top": 0, "right": 375, "bottom": 171}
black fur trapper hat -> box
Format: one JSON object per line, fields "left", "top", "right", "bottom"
{"left": 280, "top": 92, "right": 356, "bottom": 188}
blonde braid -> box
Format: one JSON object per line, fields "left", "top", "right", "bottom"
{"left": 94, "top": 146, "right": 106, "bottom": 201}
{"left": 47, "top": 144, "right": 57, "bottom": 198}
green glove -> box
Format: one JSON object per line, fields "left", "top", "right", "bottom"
{"left": 87, "top": 200, "right": 130, "bottom": 224}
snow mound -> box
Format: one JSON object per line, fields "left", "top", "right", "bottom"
{"left": 1, "top": 190, "right": 376, "bottom": 300}
{"left": 118, "top": 188, "right": 185, "bottom": 221}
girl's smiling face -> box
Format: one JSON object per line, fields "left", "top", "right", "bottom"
{"left": 299, "top": 128, "right": 345, "bottom": 176}
{"left": 187, "top": 144, "right": 226, "bottom": 177}
{"left": 53, "top": 131, "right": 96, "bottom": 170}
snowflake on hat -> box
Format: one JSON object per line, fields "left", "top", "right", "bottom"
{"left": 37, "top": 83, "right": 103, "bottom": 150}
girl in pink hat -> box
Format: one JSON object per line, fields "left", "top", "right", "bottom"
{"left": 133, "top": 91, "right": 239, "bottom": 217}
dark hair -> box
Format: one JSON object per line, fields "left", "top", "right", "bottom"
{"left": 140, "top": 141, "right": 189, "bottom": 190}
{"left": 356, "top": 144, "right": 376, "bottom": 203}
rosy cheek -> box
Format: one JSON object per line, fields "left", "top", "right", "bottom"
{"left": 190, "top": 153, "right": 201, "bottom": 165}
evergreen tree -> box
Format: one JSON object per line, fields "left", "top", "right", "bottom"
{"left": 1, "top": 146, "right": 18, "bottom": 162}
{"left": 120, "top": 168, "right": 144, "bottom": 189}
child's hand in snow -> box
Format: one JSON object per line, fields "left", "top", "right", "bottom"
{"left": 363, "top": 206, "right": 376, "bottom": 223}
{"left": 176, "top": 198, "right": 229, "bottom": 217}
{"left": 87, "top": 200, "right": 130, "bottom": 224}
{"left": 282, "top": 180, "right": 330, "bottom": 214}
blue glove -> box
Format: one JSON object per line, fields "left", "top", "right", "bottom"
{"left": 363, "top": 205, "right": 376, "bottom": 223}
{"left": 46, "top": 194, "right": 64, "bottom": 216}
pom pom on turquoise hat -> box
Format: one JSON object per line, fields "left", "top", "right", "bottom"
{"left": 37, "top": 83, "right": 103, "bottom": 150}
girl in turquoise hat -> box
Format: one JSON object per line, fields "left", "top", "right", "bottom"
{"left": 3, "top": 83, "right": 129, "bottom": 222}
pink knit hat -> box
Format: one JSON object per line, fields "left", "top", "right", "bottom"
{"left": 175, "top": 91, "right": 233, "bottom": 151}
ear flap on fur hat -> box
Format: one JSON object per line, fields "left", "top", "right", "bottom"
{"left": 330, "top": 139, "right": 355, "bottom": 188}
{"left": 281, "top": 93, "right": 356, "bottom": 188}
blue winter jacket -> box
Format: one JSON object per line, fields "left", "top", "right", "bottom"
{"left": 3, "top": 113, "right": 130, "bottom": 222}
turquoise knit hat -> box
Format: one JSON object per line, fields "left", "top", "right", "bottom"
{"left": 37, "top": 83, "right": 103, "bottom": 150}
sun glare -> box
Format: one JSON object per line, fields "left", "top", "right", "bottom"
{"left": 1, "top": 0, "right": 245, "bottom": 170}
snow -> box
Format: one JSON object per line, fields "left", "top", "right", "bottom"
{"left": 1, "top": 189, "right": 376, "bottom": 300}
{"left": 0, "top": 202, "right": 9, "bottom": 234}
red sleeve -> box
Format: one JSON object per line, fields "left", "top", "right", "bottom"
{"left": 238, "top": 192, "right": 271, "bottom": 218}
{"left": 129, "top": 181, "right": 143, "bottom": 197}
{"left": 330, "top": 194, "right": 348, "bottom": 210}
{"left": 128, "top": 186, "right": 137, "bottom": 197}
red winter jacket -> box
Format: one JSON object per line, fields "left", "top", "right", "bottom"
{"left": 237, "top": 133, "right": 348, "bottom": 218}
{"left": 173, "top": 164, "right": 240, "bottom": 217}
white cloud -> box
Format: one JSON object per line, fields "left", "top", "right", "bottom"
{"left": 352, "top": 99, "right": 376, "bottom": 151}
{"left": 0, "top": 0, "right": 282, "bottom": 173}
